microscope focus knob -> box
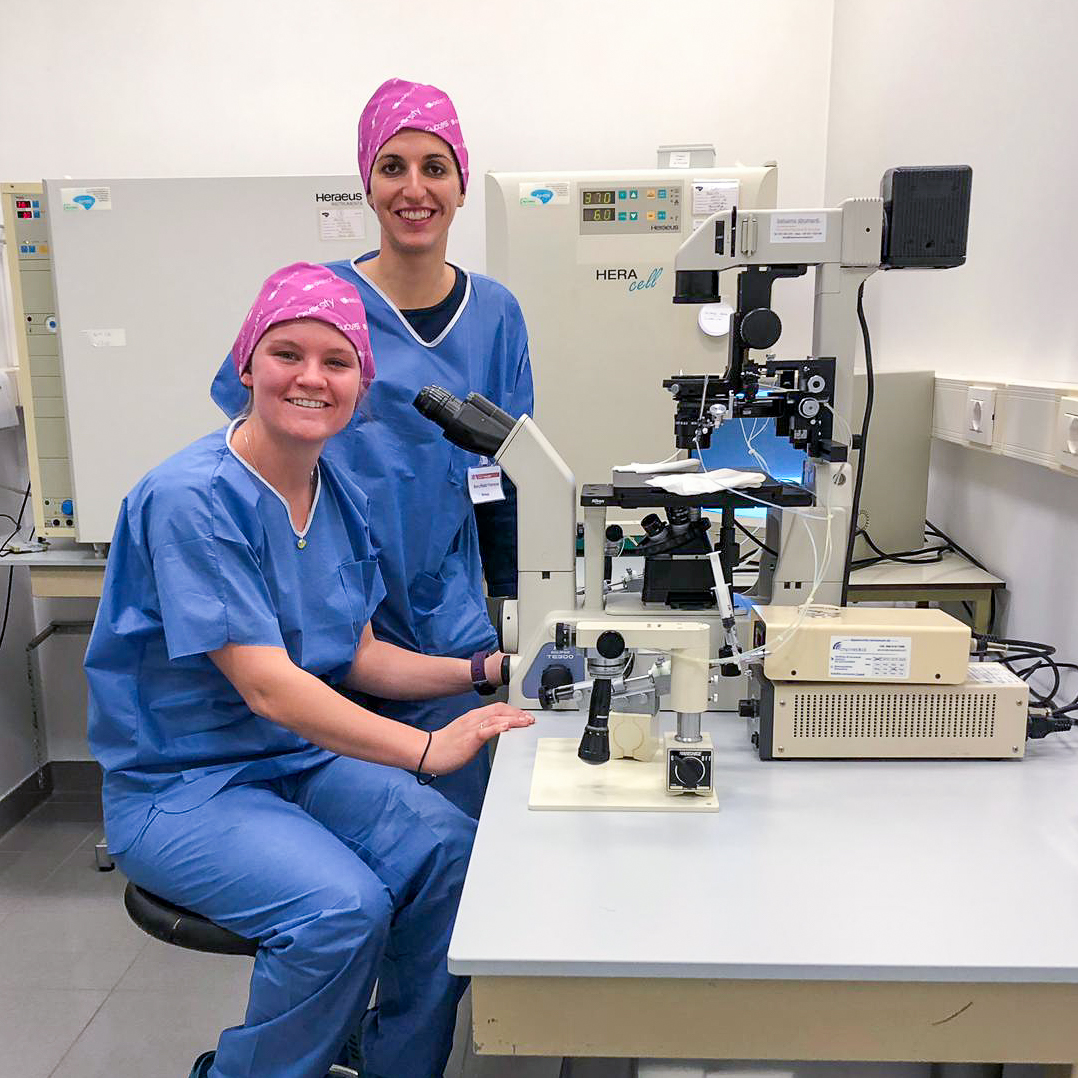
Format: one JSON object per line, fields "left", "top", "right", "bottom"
{"left": 740, "top": 307, "right": 782, "bottom": 350}
{"left": 539, "top": 664, "right": 574, "bottom": 710}
{"left": 595, "top": 631, "right": 625, "bottom": 659}
{"left": 605, "top": 524, "right": 624, "bottom": 543}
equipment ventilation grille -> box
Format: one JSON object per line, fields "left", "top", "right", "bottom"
{"left": 792, "top": 690, "right": 997, "bottom": 740}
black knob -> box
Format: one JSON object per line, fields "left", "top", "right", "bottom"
{"left": 668, "top": 506, "right": 691, "bottom": 527}
{"left": 674, "top": 755, "right": 707, "bottom": 788}
{"left": 578, "top": 679, "right": 612, "bottom": 765}
{"left": 740, "top": 307, "right": 782, "bottom": 350}
{"left": 555, "top": 622, "right": 575, "bottom": 650}
{"left": 539, "top": 664, "right": 574, "bottom": 710}
{"left": 605, "top": 524, "right": 624, "bottom": 542}
{"left": 595, "top": 631, "right": 625, "bottom": 659}
{"left": 641, "top": 513, "right": 665, "bottom": 537}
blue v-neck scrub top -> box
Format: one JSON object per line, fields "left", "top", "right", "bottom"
{"left": 86, "top": 423, "right": 387, "bottom": 855}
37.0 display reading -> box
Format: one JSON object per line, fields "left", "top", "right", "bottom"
{"left": 582, "top": 190, "right": 615, "bottom": 206}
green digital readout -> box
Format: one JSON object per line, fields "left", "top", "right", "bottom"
{"left": 583, "top": 207, "right": 616, "bottom": 222}
{"left": 582, "top": 190, "right": 615, "bottom": 206}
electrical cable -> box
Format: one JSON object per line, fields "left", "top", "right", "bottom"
{"left": 840, "top": 279, "right": 872, "bottom": 607}
{"left": 734, "top": 518, "right": 777, "bottom": 559}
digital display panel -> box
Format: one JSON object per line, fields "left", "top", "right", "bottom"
{"left": 582, "top": 190, "right": 615, "bottom": 206}
{"left": 582, "top": 207, "right": 616, "bottom": 222}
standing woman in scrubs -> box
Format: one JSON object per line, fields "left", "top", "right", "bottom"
{"left": 87, "top": 263, "right": 532, "bottom": 1078}
{"left": 212, "top": 78, "right": 534, "bottom": 818}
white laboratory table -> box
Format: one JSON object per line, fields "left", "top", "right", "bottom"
{"left": 451, "top": 713, "right": 1078, "bottom": 1067}
{"left": 13, "top": 545, "right": 106, "bottom": 598}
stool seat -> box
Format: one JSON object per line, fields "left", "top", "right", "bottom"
{"left": 124, "top": 882, "right": 259, "bottom": 957}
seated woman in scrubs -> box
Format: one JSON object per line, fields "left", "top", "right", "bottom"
{"left": 85, "top": 262, "right": 532, "bottom": 1078}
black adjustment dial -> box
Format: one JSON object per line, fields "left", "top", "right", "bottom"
{"left": 740, "top": 307, "right": 782, "bottom": 350}
{"left": 605, "top": 524, "right": 624, "bottom": 543}
{"left": 640, "top": 513, "right": 665, "bottom": 537}
{"left": 595, "top": 631, "right": 625, "bottom": 659}
{"left": 539, "top": 664, "right": 574, "bottom": 710}
{"left": 674, "top": 755, "right": 707, "bottom": 788}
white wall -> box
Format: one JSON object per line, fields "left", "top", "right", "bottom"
{"left": 0, "top": 0, "right": 837, "bottom": 775}
{"left": 825, "top": 0, "right": 1078, "bottom": 696}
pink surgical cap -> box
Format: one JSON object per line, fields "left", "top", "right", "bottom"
{"left": 231, "top": 263, "right": 374, "bottom": 390}
{"left": 357, "top": 77, "right": 469, "bottom": 194}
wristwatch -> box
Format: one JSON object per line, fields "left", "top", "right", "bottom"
{"left": 470, "top": 649, "right": 497, "bottom": 696}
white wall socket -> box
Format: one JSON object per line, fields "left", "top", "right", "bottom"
{"left": 1057, "top": 396, "right": 1078, "bottom": 472}
{"left": 965, "top": 385, "right": 997, "bottom": 446}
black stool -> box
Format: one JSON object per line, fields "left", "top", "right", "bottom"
{"left": 123, "top": 884, "right": 359, "bottom": 1077}
{"left": 123, "top": 882, "right": 260, "bottom": 956}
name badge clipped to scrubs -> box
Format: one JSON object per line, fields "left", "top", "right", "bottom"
{"left": 467, "top": 458, "right": 505, "bottom": 505}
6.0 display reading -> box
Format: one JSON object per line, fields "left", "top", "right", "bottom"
{"left": 583, "top": 207, "right": 616, "bottom": 222}
{"left": 582, "top": 190, "right": 615, "bottom": 205}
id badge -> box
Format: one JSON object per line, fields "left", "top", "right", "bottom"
{"left": 467, "top": 461, "right": 505, "bottom": 504}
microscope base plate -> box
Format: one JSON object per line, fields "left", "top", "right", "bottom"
{"left": 529, "top": 738, "right": 719, "bottom": 812}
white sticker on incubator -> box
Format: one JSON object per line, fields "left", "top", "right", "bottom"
{"left": 770, "top": 213, "right": 827, "bottom": 244}
{"left": 691, "top": 179, "right": 739, "bottom": 217}
{"left": 518, "top": 181, "right": 570, "bottom": 206}
{"left": 967, "top": 664, "right": 1017, "bottom": 685}
{"left": 318, "top": 205, "right": 365, "bottom": 242}
{"left": 61, "top": 186, "right": 112, "bottom": 212}
{"left": 467, "top": 465, "right": 505, "bottom": 504}
{"left": 667, "top": 151, "right": 692, "bottom": 169}
{"left": 828, "top": 636, "right": 911, "bottom": 680}
{"left": 82, "top": 328, "right": 126, "bottom": 348}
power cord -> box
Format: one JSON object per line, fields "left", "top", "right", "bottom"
{"left": 839, "top": 280, "right": 872, "bottom": 607}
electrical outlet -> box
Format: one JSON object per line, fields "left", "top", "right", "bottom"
{"left": 965, "top": 385, "right": 997, "bottom": 447}
{"left": 1057, "top": 396, "right": 1078, "bottom": 472}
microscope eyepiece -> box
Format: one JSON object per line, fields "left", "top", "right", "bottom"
{"left": 413, "top": 385, "right": 518, "bottom": 456}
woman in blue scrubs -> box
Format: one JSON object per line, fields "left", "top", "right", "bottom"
{"left": 212, "top": 78, "right": 534, "bottom": 819}
{"left": 86, "top": 262, "right": 532, "bottom": 1078}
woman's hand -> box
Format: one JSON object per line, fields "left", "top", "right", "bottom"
{"left": 425, "top": 703, "right": 534, "bottom": 775}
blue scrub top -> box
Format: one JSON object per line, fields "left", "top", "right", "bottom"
{"left": 85, "top": 422, "right": 387, "bottom": 854}
{"left": 210, "top": 259, "right": 534, "bottom": 660}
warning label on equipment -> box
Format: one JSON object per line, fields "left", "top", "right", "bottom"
{"left": 828, "top": 636, "right": 911, "bottom": 679}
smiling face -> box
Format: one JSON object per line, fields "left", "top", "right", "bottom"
{"left": 240, "top": 319, "right": 362, "bottom": 446}
{"left": 368, "top": 129, "right": 465, "bottom": 257}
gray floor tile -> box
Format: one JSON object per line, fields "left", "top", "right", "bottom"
{"left": 0, "top": 813, "right": 99, "bottom": 855}
{"left": 49, "top": 986, "right": 247, "bottom": 1078}
{"left": 0, "top": 931, "right": 144, "bottom": 991}
{"left": 0, "top": 894, "right": 147, "bottom": 956}
{"left": 0, "top": 987, "right": 108, "bottom": 1078}
{"left": 28, "top": 799, "right": 104, "bottom": 823}
{"left": 116, "top": 936, "right": 254, "bottom": 995}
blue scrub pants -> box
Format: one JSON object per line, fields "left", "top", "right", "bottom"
{"left": 114, "top": 755, "right": 475, "bottom": 1078}
{"left": 373, "top": 692, "right": 492, "bottom": 819}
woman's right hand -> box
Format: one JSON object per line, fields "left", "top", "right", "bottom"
{"left": 424, "top": 703, "right": 534, "bottom": 775}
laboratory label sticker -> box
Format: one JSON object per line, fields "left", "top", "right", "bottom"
{"left": 518, "top": 181, "right": 570, "bottom": 206}
{"left": 61, "top": 186, "right": 112, "bottom": 212}
{"left": 828, "top": 636, "right": 911, "bottom": 680}
{"left": 968, "top": 664, "right": 1018, "bottom": 685}
{"left": 770, "top": 213, "right": 827, "bottom": 244}
{"left": 691, "top": 179, "right": 739, "bottom": 217}
{"left": 668, "top": 150, "right": 692, "bottom": 169}
{"left": 318, "top": 204, "right": 365, "bottom": 242}
{"left": 467, "top": 464, "right": 505, "bottom": 504}
{"left": 82, "top": 328, "right": 126, "bottom": 348}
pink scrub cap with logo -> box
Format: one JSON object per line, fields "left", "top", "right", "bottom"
{"left": 231, "top": 262, "right": 374, "bottom": 390}
{"left": 357, "top": 77, "right": 469, "bottom": 194}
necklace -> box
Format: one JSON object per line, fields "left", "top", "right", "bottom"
{"left": 242, "top": 423, "right": 317, "bottom": 550}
